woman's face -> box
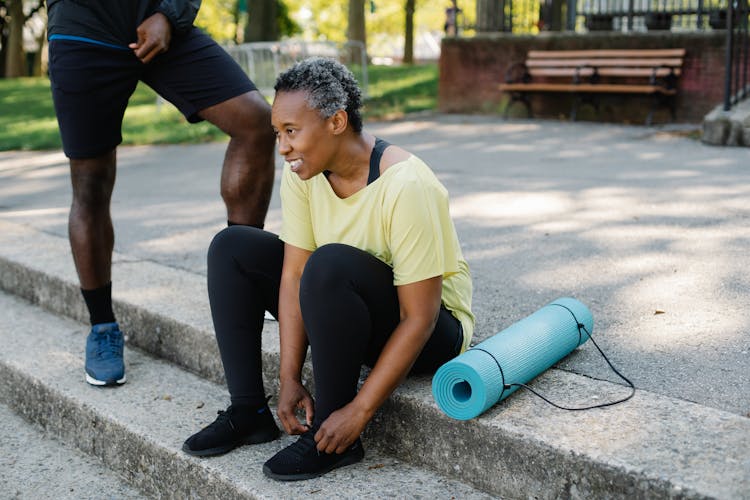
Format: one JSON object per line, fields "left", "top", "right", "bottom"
{"left": 271, "top": 90, "right": 336, "bottom": 181}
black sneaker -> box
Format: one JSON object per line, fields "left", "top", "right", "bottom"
{"left": 262, "top": 429, "right": 365, "bottom": 481}
{"left": 182, "top": 403, "right": 280, "bottom": 457}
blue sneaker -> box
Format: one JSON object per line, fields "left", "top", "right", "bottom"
{"left": 85, "top": 322, "right": 126, "bottom": 386}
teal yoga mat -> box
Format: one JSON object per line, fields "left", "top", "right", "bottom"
{"left": 432, "top": 297, "right": 593, "bottom": 420}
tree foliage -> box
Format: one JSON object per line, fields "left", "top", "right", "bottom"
{"left": 194, "top": 0, "right": 240, "bottom": 42}
{"left": 284, "top": 0, "right": 477, "bottom": 58}
{"left": 195, "top": 0, "right": 301, "bottom": 43}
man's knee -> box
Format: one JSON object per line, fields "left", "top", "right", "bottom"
{"left": 203, "top": 91, "right": 275, "bottom": 142}
{"left": 69, "top": 152, "right": 116, "bottom": 209}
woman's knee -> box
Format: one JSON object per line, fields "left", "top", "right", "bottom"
{"left": 208, "top": 226, "right": 241, "bottom": 264}
{"left": 301, "top": 244, "right": 360, "bottom": 291}
{"left": 208, "top": 226, "right": 282, "bottom": 273}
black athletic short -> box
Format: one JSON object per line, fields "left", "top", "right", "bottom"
{"left": 48, "top": 27, "right": 256, "bottom": 159}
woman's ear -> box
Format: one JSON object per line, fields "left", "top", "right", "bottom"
{"left": 329, "top": 109, "right": 349, "bottom": 136}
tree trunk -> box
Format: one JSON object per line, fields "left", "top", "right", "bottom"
{"left": 347, "top": 0, "right": 366, "bottom": 63}
{"left": 403, "top": 0, "right": 415, "bottom": 64}
{"left": 476, "top": 0, "right": 504, "bottom": 32}
{"left": 244, "top": 0, "right": 278, "bottom": 42}
{"left": 5, "top": 0, "right": 26, "bottom": 77}
{"left": 32, "top": 27, "right": 46, "bottom": 76}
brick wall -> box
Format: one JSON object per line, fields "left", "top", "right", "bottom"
{"left": 438, "top": 32, "right": 726, "bottom": 123}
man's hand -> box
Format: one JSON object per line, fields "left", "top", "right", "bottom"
{"left": 129, "top": 13, "right": 172, "bottom": 64}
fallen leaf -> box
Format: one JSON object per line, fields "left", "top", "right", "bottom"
{"left": 654, "top": 309, "right": 665, "bottom": 315}
{"left": 162, "top": 395, "right": 172, "bottom": 401}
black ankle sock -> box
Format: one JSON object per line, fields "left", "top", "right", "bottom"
{"left": 229, "top": 400, "right": 272, "bottom": 432}
{"left": 81, "top": 282, "right": 116, "bottom": 326}
{"left": 227, "top": 220, "right": 264, "bottom": 230}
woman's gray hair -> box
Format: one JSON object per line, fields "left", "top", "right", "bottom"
{"left": 274, "top": 57, "right": 363, "bottom": 133}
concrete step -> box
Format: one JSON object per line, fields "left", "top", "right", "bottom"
{"left": 0, "top": 401, "right": 147, "bottom": 500}
{"left": 0, "top": 291, "right": 490, "bottom": 499}
{"left": 2, "top": 220, "right": 749, "bottom": 499}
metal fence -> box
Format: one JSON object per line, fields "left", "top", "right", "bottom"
{"left": 571, "top": 0, "right": 734, "bottom": 31}
{"left": 724, "top": 0, "right": 750, "bottom": 109}
{"left": 492, "top": 0, "right": 736, "bottom": 32}
{"left": 223, "top": 40, "right": 369, "bottom": 98}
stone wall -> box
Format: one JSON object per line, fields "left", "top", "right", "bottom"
{"left": 438, "top": 32, "right": 726, "bottom": 124}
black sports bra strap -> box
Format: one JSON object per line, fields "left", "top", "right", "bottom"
{"left": 368, "top": 138, "right": 390, "bottom": 185}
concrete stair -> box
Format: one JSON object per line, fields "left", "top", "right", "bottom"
{"left": 0, "top": 291, "right": 487, "bottom": 499}
{"left": 1, "top": 219, "right": 748, "bottom": 499}
{"left": 0, "top": 400, "right": 146, "bottom": 499}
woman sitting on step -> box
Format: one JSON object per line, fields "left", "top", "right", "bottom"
{"left": 182, "top": 57, "right": 474, "bottom": 481}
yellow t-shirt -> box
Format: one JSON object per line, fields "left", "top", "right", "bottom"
{"left": 279, "top": 154, "right": 474, "bottom": 352}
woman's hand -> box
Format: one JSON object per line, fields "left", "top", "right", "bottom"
{"left": 314, "top": 402, "right": 370, "bottom": 454}
{"left": 277, "top": 378, "right": 314, "bottom": 435}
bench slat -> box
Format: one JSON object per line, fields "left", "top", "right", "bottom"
{"left": 526, "top": 58, "right": 684, "bottom": 68}
{"left": 526, "top": 49, "right": 686, "bottom": 59}
{"left": 499, "top": 82, "right": 677, "bottom": 95}
{"left": 528, "top": 67, "right": 682, "bottom": 77}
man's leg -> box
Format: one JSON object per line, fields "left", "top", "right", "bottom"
{"left": 69, "top": 150, "right": 116, "bottom": 291}
{"left": 48, "top": 39, "right": 138, "bottom": 387}
{"left": 198, "top": 90, "right": 276, "bottom": 228}
{"left": 141, "top": 28, "right": 276, "bottom": 228}
{"left": 68, "top": 150, "right": 126, "bottom": 387}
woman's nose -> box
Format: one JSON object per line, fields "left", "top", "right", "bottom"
{"left": 277, "top": 136, "right": 291, "bottom": 155}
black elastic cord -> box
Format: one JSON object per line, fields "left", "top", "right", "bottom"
{"left": 472, "top": 303, "right": 636, "bottom": 411}
{"left": 471, "top": 347, "right": 507, "bottom": 393}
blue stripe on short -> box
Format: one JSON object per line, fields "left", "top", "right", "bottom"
{"left": 49, "top": 34, "right": 130, "bottom": 51}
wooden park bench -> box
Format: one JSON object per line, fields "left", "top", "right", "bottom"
{"left": 498, "top": 48, "right": 686, "bottom": 125}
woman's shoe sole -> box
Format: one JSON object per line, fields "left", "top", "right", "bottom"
{"left": 182, "top": 427, "right": 280, "bottom": 457}
{"left": 262, "top": 444, "right": 364, "bottom": 481}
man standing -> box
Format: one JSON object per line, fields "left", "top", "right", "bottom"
{"left": 46, "top": 0, "right": 276, "bottom": 386}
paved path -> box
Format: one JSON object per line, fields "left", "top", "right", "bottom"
{"left": 1, "top": 115, "right": 748, "bottom": 418}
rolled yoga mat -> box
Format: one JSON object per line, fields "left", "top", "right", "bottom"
{"left": 432, "top": 297, "right": 593, "bottom": 420}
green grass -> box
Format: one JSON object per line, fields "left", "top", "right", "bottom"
{"left": 0, "top": 63, "right": 438, "bottom": 151}
{"left": 365, "top": 63, "right": 438, "bottom": 119}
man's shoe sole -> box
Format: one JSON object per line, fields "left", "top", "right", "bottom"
{"left": 85, "top": 373, "right": 127, "bottom": 386}
{"left": 262, "top": 445, "right": 365, "bottom": 481}
{"left": 181, "top": 427, "right": 280, "bottom": 458}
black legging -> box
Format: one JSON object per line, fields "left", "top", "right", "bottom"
{"left": 207, "top": 225, "right": 463, "bottom": 425}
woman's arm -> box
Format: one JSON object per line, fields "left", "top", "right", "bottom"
{"left": 277, "top": 243, "right": 314, "bottom": 435}
{"left": 314, "top": 275, "right": 443, "bottom": 453}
